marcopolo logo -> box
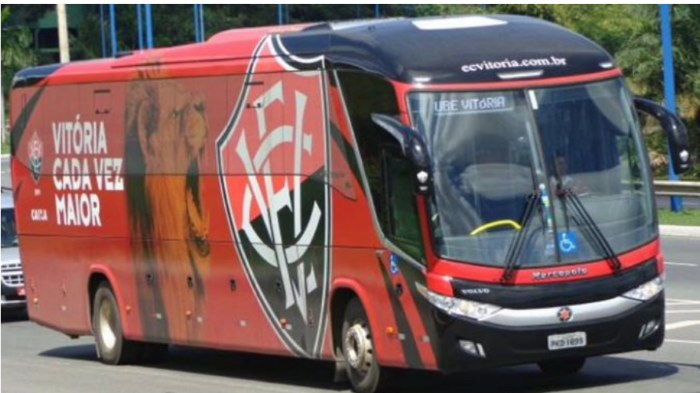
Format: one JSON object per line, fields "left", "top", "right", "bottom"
{"left": 532, "top": 267, "right": 588, "bottom": 281}
{"left": 28, "top": 131, "right": 43, "bottom": 183}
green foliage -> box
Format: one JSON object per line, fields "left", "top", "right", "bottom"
{"left": 551, "top": 5, "right": 644, "bottom": 55}
{"left": 1, "top": 6, "right": 37, "bottom": 101}
{"left": 490, "top": 4, "right": 557, "bottom": 21}
{"left": 657, "top": 208, "right": 700, "bottom": 226}
{"left": 399, "top": 4, "right": 481, "bottom": 17}
{"left": 616, "top": 5, "right": 700, "bottom": 178}
{"left": 69, "top": 5, "right": 279, "bottom": 57}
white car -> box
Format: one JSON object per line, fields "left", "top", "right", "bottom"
{"left": 2, "top": 189, "right": 25, "bottom": 310}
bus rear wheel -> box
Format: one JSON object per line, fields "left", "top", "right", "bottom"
{"left": 341, "top": 298, "right": 390, "bottom": 393}
{"left": 92, "top": 282, "right": 144, "bottom": 365}
{"left": 538, "top": 357, "right": 587, "bottom": 376}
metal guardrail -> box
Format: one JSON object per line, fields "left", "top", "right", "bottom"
{"left": 654, "top": 181, "right": 700, "bottom": 197}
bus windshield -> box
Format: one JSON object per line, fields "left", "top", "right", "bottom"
{"left": 408, "top": 78, "right": 655, "bottom": 267}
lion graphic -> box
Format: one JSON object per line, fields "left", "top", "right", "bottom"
{"left": 124, "top": 70, "right": 210, "bottom": 341}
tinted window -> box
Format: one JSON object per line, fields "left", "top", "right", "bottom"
{"left": 339, "top": 71, "right": 399, "bottom": 233}
{"left": 340, "top": 72, "right": 424, "bottom": 261}
{"left": 409, "top": 91, "right": 547, "bottom": 266}
{"left": 531, "top": 79, "right": 656, "bottom": 263}
{"left": 2, "top": 208, "right": 18, "bottom": 247}
{"left": 383, "top": 151, "right": 424, "bottom": 261}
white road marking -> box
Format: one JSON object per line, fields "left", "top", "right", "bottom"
{"left": 665, "top": 262, "right": 697, "bottom": 267}
{"left": 665, "top": 320, "right": 700, "bottom": 330}
{"left": 665, "top": 339, "right": 700, "bottom": 346}
{"left": 666, "top": 310, "right": 700, "bottom": 314}
{"left": 666, "top": 298, "right": 700, "bottom": 306}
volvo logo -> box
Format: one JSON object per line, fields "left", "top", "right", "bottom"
{"left": 460, "top": 288, "right": 491, "bottom": 296}
{"left": 557, "top": 307, "right": 573, "bottom": 322}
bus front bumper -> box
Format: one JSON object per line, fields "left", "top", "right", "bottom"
{"left": 434, "top": 293, "right": 664, "bottom": 373}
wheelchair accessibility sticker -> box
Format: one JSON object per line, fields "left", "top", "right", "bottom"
{"left": 558, "top": 231, "right": 579, "bottom": 254}
{"left": 389, "top": 253, "right": 400, "bottom": 276}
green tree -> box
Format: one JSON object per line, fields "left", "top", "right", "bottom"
{"left": 1, "top": 6, "right": 37, "bottom": 100}
{"left": 616, "top": 5, "right": 700, "bottom": 178}
{"left": 71, "top": 5, "right": 277, "bottom": 58}
{"left": 550, "top": 5, "right": 643, "bottom": 55}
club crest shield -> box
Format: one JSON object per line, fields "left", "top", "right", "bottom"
{"left": 216, "top": 36, "right": 330, "bottom": 357}
{"left": 28, "top": 131, "right": 43, "bottom": 183}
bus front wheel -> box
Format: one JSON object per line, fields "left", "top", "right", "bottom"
{"left": 92, "top": 282, "right": 144, "bottom": 365}
{"left": 341, "top": 298, "right": 391, "bottom": 393}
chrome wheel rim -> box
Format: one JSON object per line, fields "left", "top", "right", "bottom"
{"left": 344, "top": 322, "right": 373, "bottom": 375}
{"left": 98, "top": 300, "right": 117, "bottom": 351}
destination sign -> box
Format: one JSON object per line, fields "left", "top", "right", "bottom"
{"left": 432, "top": 94, "right": 514, "bottom": 115}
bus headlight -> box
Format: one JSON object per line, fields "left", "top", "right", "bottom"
{"left": 622, "top": 275, "right": 664, "bottom": 301}
{"left": 425, "top": 290, "right": 501, "bottom": 320}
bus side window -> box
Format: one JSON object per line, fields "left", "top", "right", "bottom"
{"left": 339, "top": 71, "right": 425, "bottom": 263}
{"left": 382, "top": 148, "right": 424, "bottom": 262}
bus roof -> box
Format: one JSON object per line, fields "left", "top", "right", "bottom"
{"left": 13, "top": 14, "right": 614, "bottom": 88}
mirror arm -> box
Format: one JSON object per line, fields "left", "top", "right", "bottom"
{"left": 634, "top": 97, "right": 691, "bottom": 174}
{"left": 371, "top": 113, "right": 432, "bottom": 193}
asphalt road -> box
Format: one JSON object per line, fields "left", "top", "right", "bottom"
{"left": 3, "top": 235, "right": 700, "bottom": 393}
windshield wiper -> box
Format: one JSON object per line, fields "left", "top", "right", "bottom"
{"left": 501, "top": 190, "right": 541, "bottom": 284}
{"left": 558, "top": 188, "right": 622, "bottom": 271}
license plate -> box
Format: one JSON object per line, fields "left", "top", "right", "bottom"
{"left": 548, "top": 331, "right": 587, "bottom": 351}
{"left": 17, "top": 287, "right": 26, "bottom": 296}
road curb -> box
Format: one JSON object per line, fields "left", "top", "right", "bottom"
{"left": 660, "top": 225, "right": 700, "bottom": 238}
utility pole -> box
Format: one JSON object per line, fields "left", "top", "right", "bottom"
{"left": 660, "top": 4, "right": 683, "bottom": 212}
{"left": 145, "top": 4, "right": 153, "bottom": 49}
{"left": 109, "top": 4, "right": 117, "bottom": 56}
{"left": 56, "top": 4, "right": 70, "bottom": 63}
{"left": 99, "top": 5, "right": 106, "bottom": 57}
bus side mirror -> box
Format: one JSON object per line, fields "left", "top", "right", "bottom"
{"left": 371, "top": 113, "right": 432, "bottom": 193}
{"left": 634, "top": 97, "right": 691, "bottom": 174}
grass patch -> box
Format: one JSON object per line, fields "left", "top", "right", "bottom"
{"left": 654, "top": 174, "right": 699, "bottom": 181}
{"left": 658, "top": 208, "right": 700, "bottom": 226}
{"left": 1, "top": 142, "right": 8, "bottom": 155}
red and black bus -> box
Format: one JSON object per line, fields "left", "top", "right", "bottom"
{"left": 10, "top": 15, "right": 691, "bottom": 393}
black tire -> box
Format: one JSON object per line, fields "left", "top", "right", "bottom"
{"left": 538, "top": 357, "right": 587, "bottom": 376}
{"left": 92, "top": 282, "right": 144, "bottom": 365}
{"left": 341, "top": 298, "right": 391, "bottom": 393}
